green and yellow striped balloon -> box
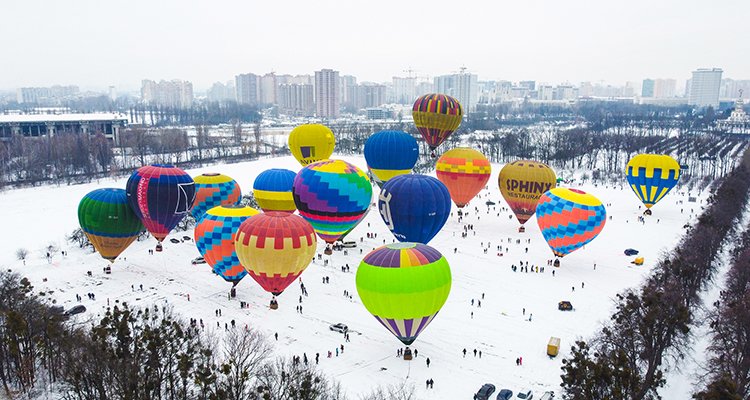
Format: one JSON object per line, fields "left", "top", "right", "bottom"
{"left": 356, "top": 242, "right": 451, "bottom": 345}
{"left": 78, "top": 188, "right": 144, "bottom": 262}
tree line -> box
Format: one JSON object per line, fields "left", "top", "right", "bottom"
{"left": 559, "top": 148, "right": 750, "bottom": 399}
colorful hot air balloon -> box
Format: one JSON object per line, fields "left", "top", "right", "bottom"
{"left": 364, "top": 130, "right": 419, "bottom": 186}
{"left": 191, "top": 173, "right": 242, "bottom": 219}
{"left": 288, "top": 124, "right": 335, "bottom": 166}
{"left": 536, "top": 188, "right": 606, "bottom": 258}
{"left": 234, "top": 212, "right": 317, "bottom": 296}
{"left": 253, "top": 169, "right": 297, "bottom": 213}
{"left": 435, "top": 147, "right": 491, "bottom": 208}
{"left": 356, "top": 243, "right": 451, "bottom": 345}
{"left": 126, "top": 164, "right": 196, "bottom": 243}
{"left": 498, "top": 160, "right": 557, "bottom": 226}
{"left": 378, "top": 174, "right": 451, "bottom": 244}
{"left": 626, "top": 154, "right": 680, "bottom": 210}
{"left": 78, "top": 188, "right": 144, "bottom": 262}
{"left": 194, "top": 205, "right": 260, "bottom": 284}
{"left": 412, "top": 94, "right": 463, "bottom": 153}
{"left": 293, "top": 159, "right": 372, "bottom": 244}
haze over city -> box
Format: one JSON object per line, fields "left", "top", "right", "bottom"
{"left": 2, "top": 0, "right": 749, "bottom": 91}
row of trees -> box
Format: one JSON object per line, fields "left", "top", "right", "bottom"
{"left": 559, "top": 149, "right": 750, "bottom": 400}
{"left": 0, "top": 271, "right": 417, "bottom": 399}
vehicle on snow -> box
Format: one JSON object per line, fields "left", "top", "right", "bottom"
{"left": 170, "top": 238, "right": 181, "bottom": 244}
{"left": 516, "top": 389, "right": 533, "bottom": 399}
{"left": 496, "top": 389, "right": 513, "bottom": 400}
{"left": 64, "top": 305, "right": 86, "bottom": 316}
{"left": 329, "top": 323, "right": 348, "bottom": 333}
{"left": 558, "top": 301, "right": 573, "bottom": 311}
{"left": 192, "top": 257, "right": 206, "bottom": 265}
{"left": 474, "top": 383, "right": 496, "bottom": 400}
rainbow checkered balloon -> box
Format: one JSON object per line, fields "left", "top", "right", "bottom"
{"left": 292, "top": 159, "right": 372, "bottom": 244}
{"left": 536, "top": 187, "right": 606, "bottom": 258}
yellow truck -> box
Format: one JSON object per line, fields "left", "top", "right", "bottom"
{"left": 547, "top": 337, "right": 561, "bottom": 357}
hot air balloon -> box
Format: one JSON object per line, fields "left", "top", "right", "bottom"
{"left": 536, "top": 188, "right": 606, "bottom": 262}
{"left": 364, "top": 130, "right": 419, "bottom": 186}
{"left": 235, "top": 212, "right": 317, "bottom": 304}
{"left": 78, "top": 188, "right": 143, "bottom": 262}
{"left": 626, "top": 154, "right": 680, "bottom": 211}
{"left": 412, "top": 93, "right": 463, "bottom": 156}
{"left": 435, "top": 147, "right": 491, "bottom": 208}
{"left": 253, "top": 168, "right": 297, "bottom": 213}
{"left": 194, "top": 205, "right": 260, "bottom": 285}
{"left": 378, "top": 174, "right": 451, "bottom": 244}
{"left": 288, "top": 124, "right": 335, "bottom": 166}
{"left": 356, "top": 243, "right": 451, "bottom": 345}
{"left": 293, "top": 159, "right": 372, "bottom": 244}
{"left": 191, "top": 173, "right": 242, "bottom": 220}
{"left": 498, "top": 160, "right": 557, "bottom": 229}
{"left": 126, "top": 164, "right": 195, "bottom": 247}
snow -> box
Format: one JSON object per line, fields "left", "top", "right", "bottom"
{"left": 0, "top": 155, "right": 708, "bottom": 399}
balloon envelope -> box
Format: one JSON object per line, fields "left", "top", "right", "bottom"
{"left": 288, "top": 124, "right": 335, "bottom": 166}
{"left": 435, "top": 147, "right": 491, "bottom": 208}
{"left": 626, "top": 154, "right": 680, "bottom": 209}
{"left": 536, "top": 188, "right": 606, "bottom": 258}
{"left": 356, "top": 242, "right": 451, "bottom": 345}
{"left": 378, "top": 174, "right": 451, "bottom": 244}
{"left": 126, "top": 164, "right": 195, "bottom": 243}
{"left": 293, "top": 159, "right": 372, "bottom": 244}
{"left": 253, "top": 168, "right": 297, "bottom": 213}
{"left": 498, "top": 160, "right": 557, "bottom": 225}
{"left": 234, "top": 212, "right": 317, "bottom": 296}
{"left": 191, "top": 173, "right": 242, "bottom": 219}
{"left": 78, "top": 188, "right": 143, "bottom": 262}
{"left": 195, "top": 205, "right": 260, "bottom": 284}
{"left": 412, "top": 94, "right": 463, "bottom": 151}
{"left": 364, "top": 130, "right": 419, "bottom": 185}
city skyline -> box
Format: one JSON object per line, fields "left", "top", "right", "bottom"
{"left": 2, "top": 0, "right": 749, "bottom": 91}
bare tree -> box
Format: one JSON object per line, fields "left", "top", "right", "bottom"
{"left": 218, "top": 328, "right": 273, "bottom": 400}
{"left": 15, "top": 248, "right": 28, "bottom": 261}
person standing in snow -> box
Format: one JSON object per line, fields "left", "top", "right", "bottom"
{"left": 426, "top": 357, "right": 430, "bottom": 368}
{"left": 463, "top": 348, "right": 467, "bottom": 357}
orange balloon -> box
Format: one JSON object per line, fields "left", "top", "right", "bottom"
{"left": 435, "top": 148, "right": 491, "bottom": 208}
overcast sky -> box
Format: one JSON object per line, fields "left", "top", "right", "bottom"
{"left": 1, "top": 0, "right": 747, "bottom": 92}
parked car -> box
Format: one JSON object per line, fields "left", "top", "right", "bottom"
{"left": 64, "top": 305, "right": 86, "bottom": 316}
{"left": 516, "top": 389, "right": 533, "bottom": 399}
{"left": 496, "top": 389, "right": 513, "bottom": 400}
{"left": 191, "top": 257, "right": 206, "bottom": 265}
{"left": 342, "top": 241, "right": 357, "bottom": 248}
{"left": 170, "top": 238, "right": 181, "bottom": 244}
{"left": 624, "top": 248, "right": 639, "bottom": 256}
{"left": 539, "top": 391, "right": 554, "bottom": 400}
{"left": 558, "top": 301, "right": 573, "bottom": 311}
{"left": 329, "top": 323, "right": 348, "bottom": 333}
{"left": 474, "top": 384, "right": 496, "bottom": 400}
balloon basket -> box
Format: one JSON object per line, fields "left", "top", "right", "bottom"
{"left": 324, "top": 248, "right": 333, "bottom": 256}
{"left": 403, "top": 347, "right": 413, "bottom": 360}
{"left": 269, "top": 300, "right": 278, "bottom": 310}
{"left": 155, "top": 243, "right": 163, "bottom": 252}
{"left": 644, "top": 209, "right": 652, "bottom": 216}
{"left": 553, "top": 259, "right": 560, "bottom": 268}
{"left": 518, "top": 226, "right": 526, "bottom": 233}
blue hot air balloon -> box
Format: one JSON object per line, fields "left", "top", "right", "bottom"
{"left": 364, "top": 130, "right": 419, "bottom": 186}
{"left": 377, "top": 174, "right": 451, "bottom": 244}
{"left": 253, "top": 168, "right": 297, "bottom": 213}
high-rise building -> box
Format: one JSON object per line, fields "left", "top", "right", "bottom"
{"left": 235, "top": 73, "right": 259, "bottom": 105}
{"left": 689, "top": 68, "right": 723, "bottom": 108}
{"left": 141, "top": 79, "right": 193, "bottom": 108}
{"left": 259, "top": 73, "right": 277, "bottom": 105}
{"left": 17, "top": 85, "right": 80, "bottom": 104}
{"left": 315, "top": 69, "right": 340, "bottom": 118}
{"left": 392, "top": 77, "right": 417, "bottom": 104}
{"left": 721, "top": 79, "right": 750, "bottom": 99}
{"left": 653, "top": 79, "right": 676, "bottom": 98}
{"left": 537, "top": 85, "right": 554, "bottom": 101}
{"left": 207, "top": 81, "right": 236, "bottom": 102}
{"left": 354, "top": 83, "right": 387, "bottom": 109}
{"left": 278, "top": 83, "right": 315, "bottom": 116}
{"left": 339, "top": 75, "right": 357, "bottom": 107}
{"left": 519, "top": 81, "right": 536, "bottom": 91}
{"left": 415, "top": 81, "right": 434, "bottom": 98}
{"left": 642, "top": 79, "right": 655, "bottom": 97}
{"left": 434, "top": 72, "right": 479, "bottom": 112}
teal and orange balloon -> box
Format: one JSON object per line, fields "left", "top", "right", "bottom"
{"left": 536, "top": 188, "right": 606, "bottom": 258}
{"left": 356, "top": 243, "right": 451, "bottom": 345}
{"left": 626, "top": 154, "right": 680, "bottom": 210}
{"left": 412, "top": 94, "right": 463, "bottom": 153}
{"left": 78, "top": 188, "right": 144, "bottom": 262}
{"left": 194, "top": 205, "right": 260, "bottom": 284}
{"left": 292, "top": 159, "right": 372, "bottom": 244}
{"left": 191, "top": 173, "right": 242, "bottom": 219}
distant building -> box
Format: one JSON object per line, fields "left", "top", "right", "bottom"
{"left": 16, "top": 85, "right": 79, "bottom": 104}
{"left": 278, "top": 83, "right": 315, "bottom": 116}
{"left": 642, "top": 79, "right": 655, "bottom": 97}
{"left": 519, "top": 81, "right": 536, "bottom": 91}
{"left": 141, "top": 79, "right": 193, "bottom": 108}
{"left": 721, "top": 79, "right": 750, "bottom": 100}
{"left": 415, "top": 81, "right": 434, "bottom": 98}
{"left": 392, "top": 77, "right": 417, "bottom": 104}
{"left": 654, "top": 79, "right": 676, "bottom": 98}
{"left": 315, "top": 69, "right": 340, "bottom": 118}
{"left": 235, "top": 73, "right": 260, "bottom": 105}
{"left": 354, "top": 83, "right": 387, "bottom": 109}
{"left": 538, "top": 85, "right": 554, "bottom": 101}
{"left": 434, "top": 71, "right": 479, "bottom": 112}
{"left": 366, "top": 108, "right": 391, "bottom": 120}
{"left": 0, "top": 112, "right": 127, "bottom": 143}
{"left": 207, "top": 81, "right": 235, "bottom": 102}
{"left": 259, "top": 73, "right": 277, "bottom": 105}
{"left": 339, "top": 75, "right": 357, "bottom": 107}
{"left": 689, "top": 68, "right": 723, "bottom": 108}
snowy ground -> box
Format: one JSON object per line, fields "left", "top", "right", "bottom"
{"left": 1, "top": 155, "right": 708, "bottom": 399}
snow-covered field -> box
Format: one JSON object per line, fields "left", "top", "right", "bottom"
{"left": 1, "top": 155, "right": 707, "bottom": 399}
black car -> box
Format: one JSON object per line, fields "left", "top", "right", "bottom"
{"left": 64, "top": 305, "right": 86, "bottom": 316}
{"left": 558, "top": 301, "right": 573, "bottom": 311}
{"left": 170, "top": 238, "right": 181, "bottom": 244}
{"left": 497, "top": 389, "right": 513, "bottom": 400}
{"left": 474, "top": 384, "right": 496, "bottom": 400}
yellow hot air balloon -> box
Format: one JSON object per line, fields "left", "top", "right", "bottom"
{"left": 288, "top": 124, "right": 335, "bottom": 166}
{"left": 498, "top": 160, "right": 557, "bottom": 227}
{"left": 626, "top": 154, "right": 680, "bottom": 210}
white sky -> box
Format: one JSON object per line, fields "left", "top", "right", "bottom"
{"left": 1, "top": 0, "right": 747, "bottom": 91}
